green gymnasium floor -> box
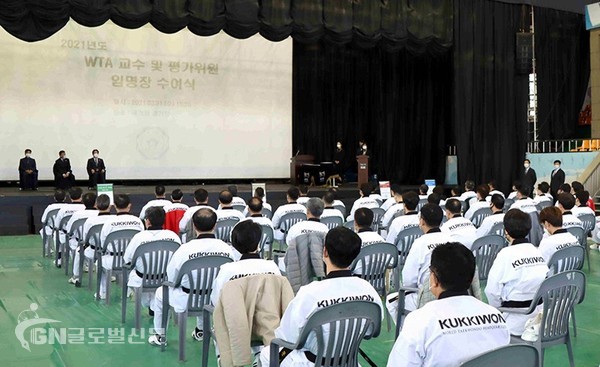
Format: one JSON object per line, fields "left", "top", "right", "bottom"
{"left": 0, "top": 235, "right": 598, "bottom": 367}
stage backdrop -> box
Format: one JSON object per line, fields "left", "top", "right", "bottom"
{"left": 0, "top": 21, "right": 292, "bottom": 180}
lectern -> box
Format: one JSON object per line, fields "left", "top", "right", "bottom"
{"left": 290, "top": 155, "right": 315, "bottom": 185}
{"left": 357, "top": 155, "right": 369, "bottom": 187}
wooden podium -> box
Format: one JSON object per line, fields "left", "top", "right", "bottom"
{"left": 357, "top": 155, "right": 369, "bottom": 187}
{"left": 290, "top": 155, "right": 315, "bottom": 185}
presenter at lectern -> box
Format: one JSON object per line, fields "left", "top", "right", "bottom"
{"left": 53, "top": 150, "right": 75, "bottom": 190}
{"left": 86, "top": 149, "right": 106, "bottom": 189}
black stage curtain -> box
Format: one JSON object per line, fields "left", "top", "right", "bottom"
{"left": 453, "top": 0, "right": 530, "bottom": 193}
{"left": 535, "top": 8, "right": 590, "bottom": 140}
{"left": 0, "top": 0, "right": 453, "bottom": 49}
{"left": 293, "top": 41, "right": 452, "bottom": 185}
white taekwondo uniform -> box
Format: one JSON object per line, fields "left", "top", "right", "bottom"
{"left": 347, "top": 197, "right": 380, "bottom": 221}
{"left": 272, "top": 202, "right": 306, "bottom": 241}
{"left": 509, "top": 197, "right": 538, "bottom": 214}
{"left": 538, "top": 228, "right": 579, "bottom": 263}
{"left": 441, "top": 215, "right": 477, "bottom": 250}
{"left": 139, "top": 198, "right": 171, "bottom": 220}
{"left": 386, "top": 212, "right": 420, "bottom": 245}
{"left": 476, "top": 212, "right": 505, "bottom": 238}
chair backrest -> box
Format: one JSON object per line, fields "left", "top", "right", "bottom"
{"left": 214, "top": 218, "right": 240, "bottom": 244}
{"left": 259, "top": 225, "right": 274, "bottom": 256}
{"left": 84, "top": 224, "right": 103, "bottom": 249}
{"left": 261, "top": 207, "right": 273, "bottom": 219}
{"left": 417, "top": 199, "right": 428, "bottom": 212}
{"left": 351, "top": 243, "right": 398, "bottom": 295}
{"left": 44, "top": 208, "right": 60, "bottom": 228}
{"left": 183, "top": 220, "right": 195, "bottom": 243}
{"left": 69, "top": 218, "right": 88, "bottom": 241}
{"left": 471, "top": 235, "right": 506, "bottom": 281}
{"left": 577, "top": 213, "right": 595, "bottom": 234}
{"left": 131, "top": 240, "right": 180, "bottom": 288}
{"left": 503, "top": 198, "right": 515, "bottom": 212}
{"left": 536, "top": 201, "right": 553, "bottom": 211}
{"left": 536, "top": 271, "right": 586, "bottom": 343}
{"left": 566, "top": 226, "right": 586, "bottom": 247}
{"left": 370, "top": 207, "right": 385, "bottom": 232}
{"left": 280, "top": 212, "right": 307, "bottom": 233}
{"left": 232, "top": 204, "right": 246, "bottom": 213}
{"left": 547, "top": 245, "right": 585, "bottom": 274}
{"left": 460, "top": 344, "right": 539, "bottom": 367}
{"left": 343, "top": 220, "right": 355, "bottom": 231}
{"left": 333, "top": 205, "right": 346, "bottom": 217}
{"left": 489, "top": 221, "right": 505, "bottom": 237}
{"left": 460, "top": 200, "right": 469, "bottom": 214}
{"left": 526, "top": 211, "right": 543, "bottom": 246}
{"left": 174, "top": 255, "right": 233, "bottom": 313}
{"left": 471, "top": 207, "right": 492, "bottom": 228}
{"left": 293, "top": 301, "right": 381, "bottom": 367}
{"left": 394, "top": 226, "right": 424, "bottom": 266}
{"left": 102, "top": 229, "right": 140, "bottom": 269}
{"left": 321, "top": 216, "right": 343, "bottom": 230}
{"left": 58, "top": 215, "right": 72, "bottom": 232}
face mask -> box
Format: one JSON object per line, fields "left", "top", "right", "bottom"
{"left": 363, "top": 145, "right": 367, "bottom": 150}
{"left": 93, "top": 154, "right": 99, "bottom": 158}
{"left": 336, "top": 144, "right": 341, "bottom": 149}
{"left": 25, "top": 154, "right": 31, "bottom": 158}
{"left": 524, "top": 163, "right": 530, "bottom": 168}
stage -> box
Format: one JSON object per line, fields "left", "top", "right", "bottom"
{"left": 0, "top": 182, "right": 383, "bottom": 236}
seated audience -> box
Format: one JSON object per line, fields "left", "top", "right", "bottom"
{"left": 139, "top": 185, "right": 171, "bottom": 220}
{"left": 441, "top": 199, "right": 477, "bottom": 250}
{"left": 272, "top": 187, "right": 306, "bottom": 241}
{"left": 464, "top": 184, "right": 490, "bottom": 221}
{"left": 386, "top": 191, "right": 420, "bottom": 245}
{"left": 509, "top": 185, "right": 537, "bottom": 213}
{"left": 538, "top": 207, "right": 579, "bottom": 263}
{"left": 347, "top": 183, "right": 379, "bottom": 221}
{"left": 476, "top": 194, "right": 505, "bottom": 238}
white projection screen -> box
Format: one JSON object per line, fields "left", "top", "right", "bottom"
{"left": 0, "top": 21, "right": 292, "bottom": 180}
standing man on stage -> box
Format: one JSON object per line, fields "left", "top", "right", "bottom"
{"left": 53, "top": 150, "right": 75, "bottom": 190}
{"left": 550, "top": 160, "right": 565, "bottom": 203}
{"left": 86, "top": 149, "right": 106, "bottom": 189}
{"left": 18, "top": 148, "right": 38, "bottom": 191}
{"left": 521, "top": 159, "right": 536, "bottom": 199}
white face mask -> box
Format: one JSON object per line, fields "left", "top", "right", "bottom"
{"left": 362, "top": 145, "right": 367, "bottom": 150}
{"left": 524, "top": 163, "right": 530, "bottom": 168}
{"left": 93, "top": 154, "right": 99, "bottom": 158}
{"left": 25, "top": 153, "right": 31, "bottom": 158}
{"left": 336, "top": 144, "right": 341, "bottom": 149}
{"left": 554, "top": 164, "right": 560, "bottom": 169}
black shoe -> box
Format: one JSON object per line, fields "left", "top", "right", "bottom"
{"left": 75, "top": 280, "right": 81, "bottom": 288}
{"left": 191, "top": 327, "right": 203, "bottom": 341}
{"left": 148, "top": 307, "right": 154, "bottom": 317}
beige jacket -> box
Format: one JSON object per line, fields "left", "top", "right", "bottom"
{"left": 213, "top": 274, "right": 294, "bottom": 367}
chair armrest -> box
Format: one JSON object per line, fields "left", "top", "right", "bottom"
{"left": 123, "top": 262, "right": 134, "bottom": 270}
{"left": 203, "top": 305, "right": 214, "bottom": 314}
{"left": 398, "top": 286, "right": 419, "bottom": 293}
{"left": 497, "top": 307, "right": 533, "bottom": 315}
{"left": 162, "top": 281, "right": 175, "bottom": 287}
{"left": 270, "top": 337, "right": 297, "bottom": 351}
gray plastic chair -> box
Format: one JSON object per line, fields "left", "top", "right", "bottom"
{"left": 321, "top": 216, "right": 343, "bottom": 230}
{"left": 95, "top": 229, "right": 140, "bottom": 304}
{"left": 371, "top": 207, "right": 385, "bottom": 233}
{"left": 576, "top": 213, "right": 594, "bottom": 271}
{"left": 417, "top": 199, "right": 428, "bottom": 212}
{"left": 526, "top": 211, "right": 543, "bottom": 247}
{"left": 498, "top": 270, "right": 586, "bottom": 367}
{"left": 343, "top": 220, "right": 355, "bottom": 231}
{"left": 351, "top": 242, "right": 399, "bottom": 332}
{"left": 471, "top": 207, "right": 493, "bottom": 228}
{"left": 259, "top": 224, "right": 274, "bottom": 259}
{"left": 54, "top": 214, "right": 72, "bottom": 267}
{"left": 268, "top": 301, "right": 381, "bottom": 367}
{"left": 160, "top": 255, "right": 233, "bottom": 361}
{"left": 64, "top": 218, "right": 87, "bottom": 276}
{"left": 42, "top": 208, "right": 60, "bottom": 257}
{"left": 536, "top": 201, "right": 553, "bottom": 211}
{"left": 460, "top": 344, "right": 539, "bottom": 367}
{"left": 214, "top": 218, "right": 240, "bottom": 244}
{"left": 262, "top": 207, "right": 273, "bottom": 219}
{"left": 333, "top": 204, "right": 346, "bottom": 217}
{"left": 81, "top": 224, "right": 103, "bottom": 289}
{"left": 471, "top": 234, "right": 506, "bottom": 282}
{"left": 566, "top": 226, "right": 589, "bottom": 272}
{"left": 121, "top": 240, "right": 180, "bottom": 330}
{"left": 503, "top": 198, "right": 515, "bottom": 212}
{"left": 232, "top": 204, "right": 246, "bottom": 213}
{"left": 279, "top": 211, "right": 307, "bottom": 243}
{"left": 461, "top": 200, "right": 469, "bottom": 214}
{"left": 489, "top": 221, "right": 506, "bottom": 238}
{"left": 181, "top": 220, "right": 195, "bottom": 244}
{"left": 394, "top": 226, "right": 424, "bottom": 268}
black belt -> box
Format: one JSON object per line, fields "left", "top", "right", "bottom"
{"left": 501, "top": 299, "right": 542, "bottom": 308}
{"left": 181, "top": 287, "right": 207, "bottom": 295}
{"left": 136, "top": 270, "right": 144, "bottom": 278}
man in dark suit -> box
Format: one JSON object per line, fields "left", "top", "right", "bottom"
{"left": 53, "top": 150, "right": 75, "bottom": 190}
{"left": 18, "top": 148, "right": 38, "bottom": 191}
{"left": 86, "top": 149, "right": 106, "bottom": 189}
{"left": 521, "top": 159, "right": 537, "bottom": 198}
{"left": 550, "top": 160, "right": 565, "bottom": 202}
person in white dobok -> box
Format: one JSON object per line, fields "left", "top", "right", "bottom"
{"left": 54, "top": 187, "right": 86, "bottom": 267}
{"left": 227, "top": 185, "right": 246, "bottom": 207}
{"left": 572, "top": 190, "right": 595, "bottom": 218}
{"left": 40, "top": 189, "right": 69, "bottom": 241}
{"left": 148, "top": 208, "right": 234, "bottom": 346}
{"left": 242, "top": 186, "right": 272, "bottom": 216}
{"left": 272, "top": 187, "right": 306, "bottom": 242}
{"left": 556, "top": 192, "right": 583, "bottom": 229}
{"left": 464, "top": 184, "right": 490, "bottom": 221}
{"left": 69, "top": 194, "right": 113, "bottom": 287}
{"left": 533, "top": 182, "right": 553, "bottom": 205}
{"left": 387, "top": 242, "right": 510, "bottom": 367}
{"left": 327, "top": 187, "right": 346, "bottom": 211}
{"left": 162, "top": 188, "right": 189, "bottom": 213}
{"left": 476, "top": 194, "right": 505, "bottom": 238}
{"left": 487, "top": 179, "right": 505, "bottom": 199}
{"left": 139, "top": 185, "right": 171, "bottom": 221}
{"left": 320, "top": 192, "right": 345, "bottom": 222}
{"left": 381, "top": 183, "right": 402, "bottom": 211}
{"left": 509, "top": 185, "right": 537, "bottom": 213}
{"left": 441, "top": 199, "right": 477, "bottom": 250}
{"left": 418, "top": 184, "right": 429, "bottom": 200}
{"left": 260, "top": 227, "right": 383, "bottom": 367}
{"left": 297, "top": 185, "right": 311, "bottom": 206}
{"left": 239, "top": 197, "right": 275, "bottom": 255}
{"left": 486, "top": 209, "right": 548, "bottom": 336}
{"left": 385, "top": 191, "right": 420, "bottom": 245}
{"left": 178, "top": 188, "right": 214, "bottom": 242}
{"left": 381, "top": 184, "right": 405, "bottom": 230}
{"left": 353, "top": 208, "right": 386, "bottom": 275}
{"left": 123, "top": 206, "right": 181, "bottom": 312}
{"left": 458, "top": 180, "right": 477, "bottom": 205}
{"left": 64, "top": 192, "right": 98, "bottom": 277}
{"left": 538, "top": 207, "right": 579, "bottom": 263}
{"left": 215, "top": 190, "right": 245, "bottom": 223}
{"left": 96, "top": 194, "right": 144, "bottom": 300}
{"left": 347, "top": 183, "right": 379, "bottom": 221}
